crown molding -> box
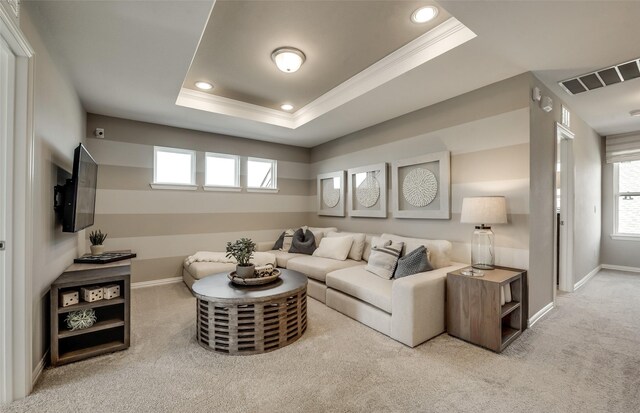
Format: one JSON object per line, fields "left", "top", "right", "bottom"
{"left": 176, "top": 17, "right": 476, "bottom": 129}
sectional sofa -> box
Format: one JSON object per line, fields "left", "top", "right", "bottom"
{"left": 183, "top": 228, "right": 466, "bottom": 347}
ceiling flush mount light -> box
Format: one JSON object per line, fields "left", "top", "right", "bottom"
{"left": 271, "top": 47, "right": 306, "bottom": 73}
{"left": 630, "top": 109, "right": 640, "bottom": 117}
{"left": 281, "top": 104, "right": 294, "bottom": 111}
{"left": 411, "top": 6, "right": 439, "bottom": 23}
{"left": 194, "top": 81, "right": 213, "bottom": 90}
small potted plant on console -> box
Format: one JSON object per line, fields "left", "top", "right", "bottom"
{"left": 226, "top": 238, "right": 256, "bottom": 278}
{"left": 89, "top": 229, "right": 107, "bottom": 255}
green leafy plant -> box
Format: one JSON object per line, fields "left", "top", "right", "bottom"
{"left": 65, "top": 309, "right": 97, "bottom": 331}
{"left": 89, "top": 230, "right": 107, "bottom": 246}
{"left": 226, "top": 238, "right": 256, "bottom": 267}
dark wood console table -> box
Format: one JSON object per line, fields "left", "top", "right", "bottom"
{"left": 50, "top": 258, "right": 131, "bottom": 366}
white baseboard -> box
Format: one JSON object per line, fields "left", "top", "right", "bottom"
{"left": 528, "top": 302, "right": 554, "bottom": 328}
{"left": 32, "top": 351, "right": 48, "bottom": 388}
{"left": 132, "top": 276, "right": 183, "bottom": 290}
{"left": 601, "top": 264, "right": 640, "bottom": 273}
{"left": 574, "top": 265, "right": 602, "bottom": 291}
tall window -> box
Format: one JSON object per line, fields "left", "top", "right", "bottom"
{"left": 153, "top": 146, "right": 196, "bottom": 186}
{"left": 247, "top": 157, "right": 277, "bottom": 189}
{"left": 205, "top": 153, "right": 239, "bottom": 188}
{"left": 615, "top": 160, "right": 640, "bottom": 235}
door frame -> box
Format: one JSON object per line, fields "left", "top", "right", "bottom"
{"left": 0, "top": 7, "right": 35, "bottom": 403}
{"left": 554, "top": 123, "right": 575, "bottom": 297}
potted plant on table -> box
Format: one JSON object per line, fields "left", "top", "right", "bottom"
{"left": 89, "top": 230, "right": 107, "bottom": 255}
{"left": 226, "top": 238, "right": 256, "bottom": 278}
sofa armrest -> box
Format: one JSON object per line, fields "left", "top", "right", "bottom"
{"left": 256, "top": 241, "right": 274, "bottom": 252}
{"left": 391, "top": 262, "right": 467, "bottom": 347}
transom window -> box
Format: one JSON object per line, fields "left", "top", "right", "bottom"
{"left": 615, "top": 160, "right": 640, "bottom": 235}
{"left": 205, "top": 153, "right": 239, "bottom": 187}
{"left": 247, "top": 157, "right": 277, "bottom": 189}
{"left": 153, "top": 146, "right": 196, "bottom": 185}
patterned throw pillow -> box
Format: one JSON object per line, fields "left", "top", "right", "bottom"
{"left": 365, "top": 237, "right": 404, "bottom": 280}
{"left": 272, "top": 228, "right": 296, "bottom": 251}
{"left": 289, "top": 229, "right": 316, "bottom": 255}
{"left": 394, "top": 246, "right": 433, "bottom": 278}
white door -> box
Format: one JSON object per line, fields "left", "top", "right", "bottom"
{"left": 555, "top": 123, "right": 575, "bottom": 294}
{"left": 0, "top": 35, "right": 16, "bottom": 403}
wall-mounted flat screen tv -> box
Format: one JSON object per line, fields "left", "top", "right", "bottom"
{"left": 55, "top": 143, "right": 98, "bottom": 233}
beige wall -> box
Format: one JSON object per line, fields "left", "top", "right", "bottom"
{"left": 310, "top": 74, "right": 531, "bottom": 277}
{"left": 21, "top": 4, "right": 87, "bottom": 370}
{"left": 529, "top": 75, "right": 602, "bottom": 315}
{"left": 85, "top": 114, "right": 312, "bottom": 283}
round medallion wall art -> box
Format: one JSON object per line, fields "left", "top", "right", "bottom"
{"left": 322, "top": 180, "right": 341, "bottom": 208}
{"left": 356, "top": 174, "right": 380, "bottom": 208}
{"left": 402, "top": 168, "right": 438, "bottom": 207}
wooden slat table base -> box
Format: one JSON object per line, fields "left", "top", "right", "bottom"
{"left": 197, "top": 290, "right": 307, "bottom": 355}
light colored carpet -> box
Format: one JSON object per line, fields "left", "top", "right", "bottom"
{"left": 4, "top": 269, "right": 640, "bottom": 413}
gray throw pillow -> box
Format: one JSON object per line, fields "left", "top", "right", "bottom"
{"left": 289, "top": 229, "right": 316, "bottom": 255}
{"left": 394, "top": 246, "right": 433, "bottom": 278}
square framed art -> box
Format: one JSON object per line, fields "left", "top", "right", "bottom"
{"left": 347, "top": 163, "right": 387, "bottom": 218}
{"left": 391, "top": 151, "right": 450, "bottom": 219}
{"left": 317, "top": 170, "right": 346, "bottom": 216}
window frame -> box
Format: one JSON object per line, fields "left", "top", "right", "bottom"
{"left": 151, "top": 146, "right": 197, "bottom": 190}
{"left": 203, "top": 152, "right": 241, "bottom": 192}
{"left": 246, "top": 157, "right": 278, "bottom": 192}
{"left": 612, "top": 161, "right": 640, "bottom": 240}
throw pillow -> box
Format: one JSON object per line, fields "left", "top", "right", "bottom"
{"left": 289, "top": 229, "right": 316, "bottom": 255}
{"left": 312, "top": 236, "right": 354, "bottom": 261}
{"left": 272, "top": 231, "right": 285, "bottom": 250}
{"left": 306, "top": 228, "right": 325, "bottom": 247}
{"left": 365, "top": 238, "right": 404, "bottom": 280}
{"left": 327, "top": 231, "right": 366, "bottom": 261}
{"left": 281, "top": 229, "right": 296, "bottom": 251}
{"left": 394, "top": 246, "right": 433, "bottom": 278}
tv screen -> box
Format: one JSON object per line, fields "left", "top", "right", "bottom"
{"left": 62, "top": 143, "right": 98, "bottom": 233}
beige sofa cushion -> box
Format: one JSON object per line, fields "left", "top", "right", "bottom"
{"left": 362, "top": 234, "right": 374, "bottom": 262}
{"left": 183, "top": 262, "right": 236, "bottom": 280}
{"left": 326, "top": 265, "right": 393, "bottom": 313}
{"left": 327, "top": 231, "right": 366, "bottom": 261}
{"left": 269, "top": 250, "right": 305, "bottom": 267}
{"left": 307, "top": 226, "right": 337, "bottom": 247}
{"left": 286, "top": 256, "right": 361, "bottom": 282}
{"left": 381, "top": 233, "right": 451, "bottom": 269}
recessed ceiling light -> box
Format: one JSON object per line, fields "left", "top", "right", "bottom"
{"left": 271, "top": 47, "right": 306, "bottom": 73}
{"left": 631, "top": 109, "right": 640, "bottom": 117}
{"left": 194, "top": 81, "right": 213, "bottom": 90}
{"left": 281, "top": 104, "right": 294, "bottom": 111}
{"left": 411, "top": 6, "right": 439, "bottom": 23}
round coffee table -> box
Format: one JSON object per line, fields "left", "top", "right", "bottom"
{"left": 192, "top": 269, "right": 307, "bottom": 355}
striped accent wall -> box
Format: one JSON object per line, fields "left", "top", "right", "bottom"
{"left": 85, "top": 114, "right": 313, "bottom": 283}
{"left": 309, "top": 74, "right": 531, "bottom": 270}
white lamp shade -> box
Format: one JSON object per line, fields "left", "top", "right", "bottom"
{"left": 460, "top": 196, "right": 507, "bottom": 224}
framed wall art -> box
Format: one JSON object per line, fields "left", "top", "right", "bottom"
{"left": 347, "top": 163, "right": 387, "bottom": 218}
{"left": 391, "top": 151, "right": 450, "bottom": 219}
{"left": 317, "top": 170, "right": 346, "bottom": 217}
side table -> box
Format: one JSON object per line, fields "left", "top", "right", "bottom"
{"left": 446, "top": 267, "right": 526, "bottom": 353}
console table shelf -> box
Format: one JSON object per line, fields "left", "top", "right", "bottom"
{"left": 50, "top": 258, "right": 131, "bottom": 366}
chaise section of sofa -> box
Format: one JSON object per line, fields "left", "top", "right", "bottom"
{"left": 325, "top": 234, "right": 466, "bottom": 347}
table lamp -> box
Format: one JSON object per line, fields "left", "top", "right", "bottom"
{"left": 460, "top": 196, "right": 508, "bottom": 273}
